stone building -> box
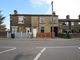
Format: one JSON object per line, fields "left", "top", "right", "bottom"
{"left": 10, "top": 10, "right": 80, "bottom": 38}
{"left": 10, "top": 10, "right": 59, "bottom": 38}
{"left": 59, "top": 15, "right": 80, "bottom": 33}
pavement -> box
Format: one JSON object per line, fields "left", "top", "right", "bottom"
{"left": 0, "top": 37, "right": 80, "bottom": 41}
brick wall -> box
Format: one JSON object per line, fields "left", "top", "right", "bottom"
{"left": 37, "top": 32, "right": 55, "bottom": 38}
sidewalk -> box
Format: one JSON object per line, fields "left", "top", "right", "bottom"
{"left": 26, "top": 37, "right": 80, "bottom": 40}
{"left": 0, "top": 37, "right": 80, "bottom": 40}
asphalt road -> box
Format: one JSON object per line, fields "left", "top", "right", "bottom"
{"left": 0, "top": 38, "right": 80, "bottom": 60}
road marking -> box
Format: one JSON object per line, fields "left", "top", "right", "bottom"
{"left": 78, "top": 47, "right": 80, "bottom": 49}
{"left": 0, "top": 47, "right": 16, "bottom": 54}
{"left": 33, "top": 48, "right": 46, "bottom": 60}
{"left": 36, "top": 46, "right": 78, "bottom": 48}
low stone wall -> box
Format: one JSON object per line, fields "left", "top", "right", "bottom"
{"left": 37, "top": 32, "right": 55, "bottom": 38}
{"left": 58, "top": 33, "right": 80, "bottom": 38}
{"left": 71, "top": 33, "right": 80, "bottom": 38}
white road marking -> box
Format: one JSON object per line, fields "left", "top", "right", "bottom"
{"left": 33, "top": 48, "right": 46, "bottom": 60}
{"left": 78, "top": 47, "right": 80, "bottom": 49}
{"left": 0, "top": 47, "right": 16, "bottom": 54}
{"left": 36, "top": 46, "right": 78, "bottom": 48}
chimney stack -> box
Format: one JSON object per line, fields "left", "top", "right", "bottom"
{"left": 78, "top": 15, "right": 80, "bottom": 20}
{"left": 53, "top": 11, "right": 56, "bottom": 16}
{"left": 66, "top": 15, "right": 70, "bottom": 19}
{"left": 14, "top": 10, "right": 18, "bottom": 14}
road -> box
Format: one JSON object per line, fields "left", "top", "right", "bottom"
{"left": 0, "top": 38, "right": 80, "bottom": 60}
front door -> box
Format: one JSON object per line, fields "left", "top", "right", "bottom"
{"left": 54, "top": 27, "right": 58, "bottom": 37}
{"left": 51, "top": 27, "right": 58, "bottom": 37}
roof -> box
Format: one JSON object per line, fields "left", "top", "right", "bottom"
{"left": 10, "top": 14, "right": 58, "bottom": 17}
{"left": 59, "top": 19, "right": 80, "bottom": 22}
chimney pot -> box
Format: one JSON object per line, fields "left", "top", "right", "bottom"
{"left": 78, "top": 15, "right": 80, "bottom": 19}
{"left": 14, "top": 10, "right": 17, "bottom": 14}
{"left": 53, "top": 11, "right": 56, "bottom": 16}
{"left": 66, "top": 15, "right": 70, "bottom": 19}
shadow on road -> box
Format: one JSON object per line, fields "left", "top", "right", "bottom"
{"left": 13, "top": 53, "right": 33, "bottom": 60}
{"left": 14, "top": 53, "right": 23, "bottom": 60}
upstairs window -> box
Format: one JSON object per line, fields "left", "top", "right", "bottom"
{"left": 39, "top": 16, "right": 45, "bottom": 23}
{"left": 18, "top": 16, "right": 24, "bottom": 24}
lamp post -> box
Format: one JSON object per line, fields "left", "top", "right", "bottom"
{"left": 51, "top": 1, "right": 54, "bottom": 38}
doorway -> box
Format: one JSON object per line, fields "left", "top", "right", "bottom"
{"left": 51, "top": 27, "right": 58, "bottom": 37}
{"left": 54, "top": 27, "right": 58, "bottom": 37}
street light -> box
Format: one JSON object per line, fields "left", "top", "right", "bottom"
{"left": 51, "top": 1, "right": 54, "bottom": 38}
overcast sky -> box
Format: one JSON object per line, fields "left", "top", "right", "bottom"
{"left": 0, "top": 0, "right": 80, "bottom": 29}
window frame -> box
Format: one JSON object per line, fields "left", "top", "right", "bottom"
{"left": 18, "top": 16, "right": 24, "bottom": 24}
{"left": 78, "top": 22, "right": 80, "bottom": 25}
{"left": 39, "top": 16, "right": 45, "bottom": 24}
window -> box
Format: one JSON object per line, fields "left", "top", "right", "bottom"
{"left": 18, "top": 16, "right": 24, "bottom": 24}
{"left": 79, "top": 29, "right": 80, "bottom": 32}
{"left": 53, "top": 19, "right": 57, "bottom": 24}
{"left": 62, "top": 23, "right": 66, "bottom": 25}
{"left": 39, "top": 16, "right": 45, "bottom": 23}
{"left": 12, "top": 29, "right": 15, "bottom": 33}
{"left": 71, "top": 22, "right": 74, "bottom": 26}
{"left": 41, "top": 27, "right": 44, "bottom": 32}
{"left": 78, "top": 22, "right": 80, "bottom": 25}
{"left": 65, "top": 22, "right": 68, "bottom": 26}
{"left": 51, "top": 17, "right": 58, "bottom": 24}
{"left": 12, "top": 26, "right": 18, "bottom": 33}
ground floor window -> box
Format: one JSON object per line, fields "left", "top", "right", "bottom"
{"left": 41, "top": 27, "right": 44, "bottom": 32}
{"left": 79, "top": 29, "right": 80, "bottom": 32}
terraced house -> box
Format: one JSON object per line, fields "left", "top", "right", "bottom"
{"left": 59, "top": 15, "right": 80, "bottom": 33}
{"left": 10, "top": 10, "right": 59, "bottom": 38}
{"left": 10, "top": 10, "right": 80, "bottom": 38}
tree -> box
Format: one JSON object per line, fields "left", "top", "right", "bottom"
{"left": 0, "top": 11, "right": 6, "bottom": 32}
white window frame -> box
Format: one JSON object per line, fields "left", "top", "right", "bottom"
{"left": 12, "top": 26, "right": 18, "bottom": 33}
{"left": 51, "top": 17, "right": 58, "bottom": 24}
{"left": 78, "top": 22, "right": 80, "bottom": 25}
{"left": 71, "top": 22, "right": 74, "bottom": 26}
{"left": 65, "top": 22, "right": 68, "bottom": 26}
{"left": 18, "top": 16, "right": 24, "bottom": 24}
{"left": 39, "top": 16, "right": 45, "bottom": 23}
